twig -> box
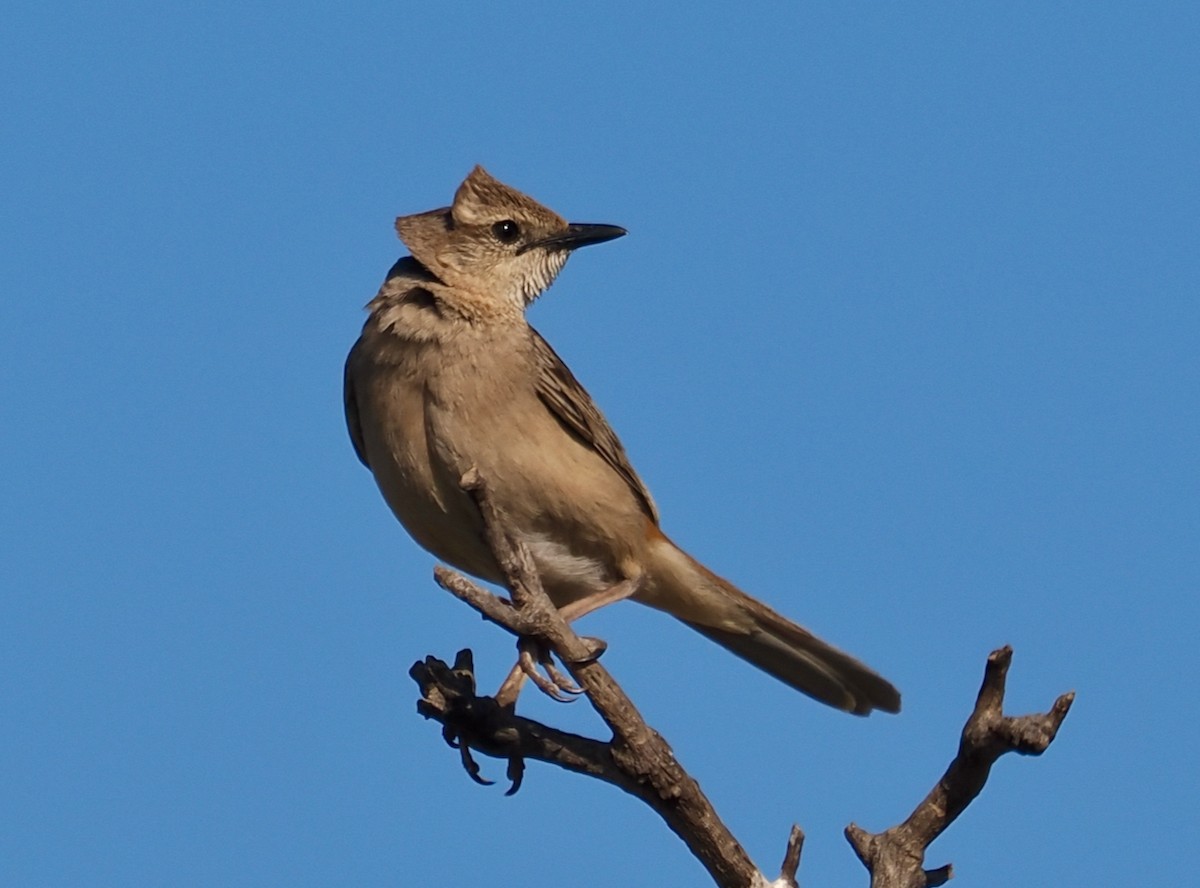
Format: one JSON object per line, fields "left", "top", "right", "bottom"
{"left": 777, "top": 825, "right": 805, "bottom": 888}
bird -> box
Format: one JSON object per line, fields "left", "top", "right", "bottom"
{"left": 344, "top": 166, "right": 900, "bottom": 715}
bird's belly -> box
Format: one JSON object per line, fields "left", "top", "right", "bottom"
{"left": 376, "top": 467, "right": 499, "bottom": 578}
{"left": 519, "top": 533, "right": 614, "bottom": 606}
{"left": 378, "top": 449, "right": 617, "bottom": 606}
{"left": 428, "top": 403, "right": 645, "bottom": 588}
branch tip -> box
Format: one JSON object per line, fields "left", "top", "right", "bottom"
{"left": 924, "top": 863, "right": 953, "bottom": 886}
{"left": 844, "top": 823, "right": 875, "bottom": 865}
{"left": 777, "top": 824, "right": 805, "bottom": 886}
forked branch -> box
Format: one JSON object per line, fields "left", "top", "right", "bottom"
{"left": 845, "top": 646, "right": 1074, "bottom": 887}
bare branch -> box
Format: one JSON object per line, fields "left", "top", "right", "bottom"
{"left": 845, "top": 646, "right": 1074, "bottom": 887}
{"left": 409, "top": 469, "right": 1074, "bottom": 888}
{"left": 414, "top": 470, "right": 764, "bottom": 887}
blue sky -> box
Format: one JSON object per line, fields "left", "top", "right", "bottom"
{"left": 2, "top": 3, "right": 1196, "bottom": 886}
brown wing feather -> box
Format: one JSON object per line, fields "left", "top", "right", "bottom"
{"left": 530, "top": 329, "right": 659, "bottom": 523}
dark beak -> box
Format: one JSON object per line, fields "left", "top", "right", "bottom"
{"left": 520, "top": 222, "right": 627, "bottom": 254}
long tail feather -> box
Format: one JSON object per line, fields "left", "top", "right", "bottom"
{"left": 644, "top": 536, "right": 901, "bottom": 715}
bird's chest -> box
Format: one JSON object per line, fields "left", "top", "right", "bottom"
{"left": 370, "top": 330, "right": 534, "bottom": 465}
{"left": 359, "top": 338, "right": 542, "bottom": 577}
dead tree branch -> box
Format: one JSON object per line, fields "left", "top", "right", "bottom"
{"left": 845, "top": 646, "right": 1075, "bottom": 887}
{"left": 420, "top": 467, "right": 762, "bottom": 887}
{"left": 409, "top": 470, "right": 1073, "bottom": 887}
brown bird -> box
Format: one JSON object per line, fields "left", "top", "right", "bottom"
{"left": 344, "top": 166, "right": 900, "bottom": 715}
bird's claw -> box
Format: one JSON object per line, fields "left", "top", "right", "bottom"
{"left": 518, "top": 638, "right": 583, "bottom": 702}
{"left": 458, "top": 738, "right": 495, "bottom": 786}
{"left": 574, "top": 635, "right": 608, "bottom": 663}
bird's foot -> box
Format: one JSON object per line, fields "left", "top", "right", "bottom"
{"left": 518, "top": 637, "right": 583, "bottom": 701}
{"left": 492, "top": 577, "right": 641, "bottom": 706}
{"left": 495, "top": 637, "right": 583, "bottom": 706}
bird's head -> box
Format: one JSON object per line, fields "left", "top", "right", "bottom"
{"left": 394, "top": 166, "right": 625, "bottom": 312}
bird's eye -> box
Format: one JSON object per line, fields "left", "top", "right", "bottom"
{"left": 491, "top": 219, "right": 521, "bottom": 244}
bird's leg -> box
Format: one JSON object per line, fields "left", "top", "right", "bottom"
{"left": 494, "top": 661, "right": 528, "bottom": 708}
{"left": 557, "top": 576, "right": 642, "bottom": 623}
{"left": 495, "top": 576, "right": 643, "bottom": 706}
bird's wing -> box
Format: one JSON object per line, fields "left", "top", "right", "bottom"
{"left": 343, "top": 340, "right": 369, "bottom": 468}
{"left": 530, "top": 328, "right": 659, "bottom": 523}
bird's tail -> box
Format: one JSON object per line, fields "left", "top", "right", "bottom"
{"left": 642, "top": 534, "right": 901, "bottom": 716}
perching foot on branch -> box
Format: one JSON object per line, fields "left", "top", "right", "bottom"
{"left": 494, "top": 637, "right": 585, "bottom": 706}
